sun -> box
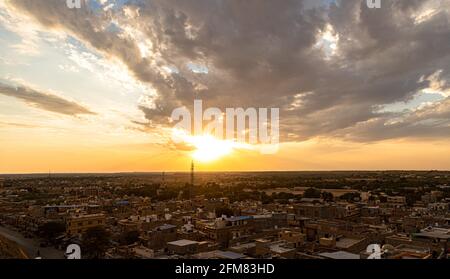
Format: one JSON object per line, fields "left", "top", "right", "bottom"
{"left": 190, "top": 135, "right": 235, "bottom": 162}
{"left": 171, "top": 128, "right": 255, "bottom": 162}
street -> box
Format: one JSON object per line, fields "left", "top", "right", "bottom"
{"left": 0, "top": 225, "right": 64, "bottom": 259}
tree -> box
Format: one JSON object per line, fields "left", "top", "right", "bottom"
{"left": 303, "top": 188, "right": 321, "bottom": 199}
{"left": 340, "top": 192, "right": 361, "bottom": 202}
{"left": 120, "top": 230, "right": 140, "bottom": 245}
{"left": 81, "top": 226, "right": 110, "bottom": 259}
{"left": 261, "top": 192, "right": 274, "bottom": 204}
{"left": 215, "top": 206, "right": 234, "bottom": 218}
{"left": 39, "top": 221, "right": 65, "bottom": 240}
{"left": 321, "top": 191, "right": 334, "bottom": 202}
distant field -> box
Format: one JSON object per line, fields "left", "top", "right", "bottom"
{"left": 261, "top": 187, "right": 357, "bottom": 197}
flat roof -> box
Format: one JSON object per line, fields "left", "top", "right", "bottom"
{"left": 270, "top": 245, "right": 294, "bottom": 254}
{"left": 414, "top": 228, "right": 450, "bottom": 239}
{"left": 69, "top": 213, "right": 105, "bottom": 219}
{"left": 230, "top": 242, "right": 256, "bottom": 249}
{"left": 319, "top": 251, "right": 360, "bottom": 260}
{"left": 227, "top": 216, "right": 253, "bottom": 222}
{"left": 414, "top": 232, "right": 450, "bottom": 239}
{"left": 167, "top": 239, "right": 198, "bottom": 246}
{"left": 215, "top": 251, "right": 245, "bottom": 259}
{"left": 336, "top": 238, "right": 363, "bottom": 249}
{"left": 156, "top": 224, "right": 177, "bottom": 230}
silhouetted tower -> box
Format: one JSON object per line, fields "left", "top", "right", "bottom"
{"left": 190, "top": 160, "right": 194, "bottom": 199}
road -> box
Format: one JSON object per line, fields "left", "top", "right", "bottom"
{"left": 0, "top": 225, "right": 64, "bottom": 259}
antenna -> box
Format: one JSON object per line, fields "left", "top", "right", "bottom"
{"left": 190, "top": 160, "right": 194, "bottom": 199}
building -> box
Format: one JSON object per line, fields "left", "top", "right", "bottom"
{"left": 229, "top": 242, "right": 257, "bottom": 255}
{"left": 132, "top": 246, "right": 155, "bottom": 259}
{"left": 143, "top": 224, "right": 178, "bottom": 249}
{"left": 268, "top": 242, "right": 296, "bottom": 258}
{"left": 427, "top": 203, "right": 449, "bottom": 213}
{"left": 118, "top": 218, "right": 141, "bottom": 233}
{"left": 336, "top": 203, "right": 360, "bottom": 219}
{"left": 389, "top": 245, "right": 432, "bottom": 259}
{"left": 195, "top": 216, "right": 254, "bottom": 248}
{"left": 254, "top": 239, "right": 296, "bottom": 259}
{"left": 66, "top": 213, "right": 106, "bottom": 236}
{"left": 361, "top": 206, "right": 380, "bottom": 217}
{"left": 319, "top": 251, "right": 360, "bottom": 259}
{"left": 278, "top": 230, "right": 305, "bottom": 248}
{"left": 294, "top": 203, "right": 336, "bottom": 219}
{"left": 387, "top": 196, "right": 406, "bottom": 205}
{"left": 193, "top": 250, "right": 246, "bottom": 259}
{"left": 166, "top": 239, "right": 211, "bottom": 255}
{"left": 412, "top": 227, "right": 450, "bottom": 253}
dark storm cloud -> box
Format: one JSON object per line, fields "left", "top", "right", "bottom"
{"left": 0, "top": 82, "right": 94, "bottom": 115}
{"left": 6, "top": 0, "right": 450, "bottom": 141}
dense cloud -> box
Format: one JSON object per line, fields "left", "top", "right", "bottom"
{"left": 5, "top": 0, "right": 450, "bottom": 141}
{"left": 0, "top": 82, "right": 94, "bottom": 115}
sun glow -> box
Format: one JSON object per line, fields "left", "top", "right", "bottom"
{"left": 172, "top": 129, "right": 253, "bottom": 162}
{"left": 191, "top": 135, "right": 235, "bottom": 162}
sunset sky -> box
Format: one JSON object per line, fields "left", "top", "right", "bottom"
{"left": 0, "top": 0, "right": 449, "bottom": 173}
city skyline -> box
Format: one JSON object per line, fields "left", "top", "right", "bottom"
{"left": 1, "top": 0, "right": 450, "bottom": 173}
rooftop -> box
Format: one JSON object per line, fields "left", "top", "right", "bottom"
{"left": 192, "top": 250, "right": 246, "bottom": 259}
{"left": 226, "top": 216, "right": 253, "bottom": 222}
{"left": 215, "top": 251, "right": 246, "bottom": 259}
{"left": 414, "top": 227, "right": 450, "bottom": 240}
{"left": 156, "top": 224, "right": 177, "bottom": 231}
{"left": 319, "top": 251, "right": 360, "bottom": 260}
{"left": 167, "top": 239, "right": 199, "bottom": 247}
{"left": 336, "top": 238, "right": 363, "bottom": 249}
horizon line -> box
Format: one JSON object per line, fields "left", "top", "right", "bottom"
{"left": 1, "top": 169, "right": 450, "bottom": 176}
